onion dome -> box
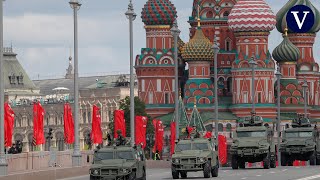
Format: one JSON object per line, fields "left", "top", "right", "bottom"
{"left": 141, "top": 0, "right": 177, "bottom": 26}
{"left": 228, "top": 0, "right": 276, "bottom": 32}
{"left": 276, "top": 0, "right": 320, "bottom": 34}
{"left": 272, "top": 29, "right": 300, "bottom": 63}
{"left": 181, "top": 28, "right": 213, "bottom": 61}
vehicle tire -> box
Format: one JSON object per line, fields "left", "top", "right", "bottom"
{"left": 211, "top": 165, "right": 219, "bottom": 177}
{"left": 270, "top": 155, "right": 276, "bottom": 168}
{"left": 172, "top": 166, "right": 180, "bottom": 179}
{"left": 231, "top": 155, "right": 238, "bottom": 169}
{"left": 316, "top": 157, "right": 320, "bottom": 165}
{"left": 203, "top": 161, "right": 211, "bottom": 178}
{"left": 239, "top": 159, "right": 245, "bottom": 169}
{"left": 263, "top": 153, "right": 270, "bottom": 169}
{"left": 180, "top": 171, "right": 187, "bottom": 179}
{"left": 128, "top": 171, "right": 136, "bottom": 180}
{"left": 89, "top": 175, "right": 96, "bottom": 180}
{"left": 281, "top": 154, "right": 287, "bottom": 166}
{"left": 287, "top": 160, "right": 293, "bottom": 166}
{"left": 310, "top": 151, "right": 316, "bottom": 166}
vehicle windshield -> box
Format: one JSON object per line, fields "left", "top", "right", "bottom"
{"left": 117, "top": 151, "right": 134, "bottom": 160}
{"left": 192, "top": 143, "right": 208, "bottom": 150}
{"left": 176, "top": 144, "right": 191, "bottom": 151}
{"left": 94, "top": 152, "right": 114, "bottom": 161}
{"left": 237, "top": 131, "right": 266, "bottom": 138}
{"left": 285, "top": 131, "right": 313, "bottom": 138}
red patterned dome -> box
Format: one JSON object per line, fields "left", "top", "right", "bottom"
{"left": 228, "top": 0, "right": 276, "bottom": 32}
{"left": 141, "top": 0, "right": 177, "bottom": 26}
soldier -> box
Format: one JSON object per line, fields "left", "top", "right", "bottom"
{"left": 154, "top": 150, "right": 161, "bottom": 160}
{"left": 115, "top": 130, "right": 125, "bottom": 146}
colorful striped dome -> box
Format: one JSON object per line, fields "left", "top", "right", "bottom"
{"left": 228, "top": 0, "right": 276, "bottom": 32}
{"left": 272, "top": 30, "right": 300, "bottom": 63}
{"left": 276, "top": 0, "right": 320, "bottom": 34}
{"left": 181, "top": 28, "right": 214, "bottom": 61}
{"left": 141, "top": 0, "right": 177, "bottom": 26}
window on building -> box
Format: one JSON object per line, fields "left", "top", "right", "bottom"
{"left": 164, "top": 93, "right": 169, "bottom": 104}
{"left": 227, "top": 78, "right": 232, "bottom": 93}
{"left": 223, "top": 11, "right": 229, "bottom": 17}
{"left": 302, "top": 48, "right": 305, "bottom": 59}
{"left": 246, "top": 45, "right": 249, "bottom": 56}
{"left": 227, "top": 61, "right": 230, "bottom": 65}
{"left": 153, "top": 38, "right": 156, "bottom": 48}
{"left": 288, "top": 67, "right": 291, "bottom": 76}
{"left": 194, "top": 67, "right": 197, "bottom": 76}
{"left": 83, "top": 112, "right": 87, "bottom": 123}
{"left": 243, "top": 92, "right": 248, "bottom": 103}
{"left": 226, "top": 40, "right": 231, "bottom": 51}
{"left": 226, "top": 123, "right": 232, "bottom": 132}
{"left": 17, "top": 73, "right": 24, "bottom": 84}
{"left": 218, "top": 123, "right": 223, "bottom": 132}
{"left": 202, "top": 67, "right": 205, "bottom": 76}
{"left": 141, "top": 80, "right": 145, "bottom": 92}
{"left": 256, "top": 45, "right": 259, "bottom": 55}
{"left": 148, "top": 92, "right": 153, "bottom": 104}
{"left": 221, "top": 61, "right": 224, "bottom": 65}
{"left": 269, "top": 91, "right": 272, "bottom": 103}
{"left": 9, "top": 73, "right": 16, "bottom": 84}
{"left": 172, "top": 79, "right": 175, "bottom": 90}
{"left": 258, "top": 92, "right": 262, "bottom": 103}
{"left": 88, "top": 112, "right": 91, "bottom": 123}
{"left": 157, "top": 79, "right": 161, "bottom": 91}
{"left": 46, "top": 117, "right": 49, "bottom": 126}
{"left": 55, "top": 117, "right": 58, "bottom": 125}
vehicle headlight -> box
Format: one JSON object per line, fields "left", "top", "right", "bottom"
{"left": 198, "top": 157, "right": 205, "bottom": 163}
{"left": 122, "top": 168, "right": 128, "bottom": 173}
{"left": 172, "top": 158, "right": 179, "bottom": 163}
{"left": 92, "top": 169, "right": 99, "bottom": 175}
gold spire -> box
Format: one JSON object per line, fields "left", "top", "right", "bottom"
{"left": 197, "top": 5, "right": 200, "bottom": 27}
{"left": 194, "top": 97, "right": 197, "bottom": 107}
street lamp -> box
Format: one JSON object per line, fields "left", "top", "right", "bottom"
{"left": 0, "top": 0, "right": 7, "bottom": 176}
{"left": 69, "top": 0, "right": 81, "bottom": 167}
{"left": 212, "top": 35, "right": 219, "bottom": 139}
{"left": 170, "top": 19, "right": 180, "bottom": 140}
{"left": 275, "top": 64, "right": 282, "bottom": 167}
{"left": 249, "top": 55, "right": 258, "bottom": 115}
{"left": 125, "top": 0, "right": 136, "bottom": 147}
{"left": 302, "top": 78, "right": 308, "bottom": 118}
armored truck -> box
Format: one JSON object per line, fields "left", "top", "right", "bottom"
{"left": 280, "top": 117, "right": 320, "bottom": 166}
{"left": 171, "top": 137, "right": 219, "bottom": 179}
{"left": 230, "top": 115, "right": 276, "bottom": 169}
{"left": 89, "top": 144, "right": 146, "bottom": 180}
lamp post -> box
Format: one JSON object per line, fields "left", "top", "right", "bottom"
{"left": 212, "top": 35, "right": 219, "bottom": 139}
{"left": 125, "top": 0, "right": 136, "bottom": 147}
{"left": 275, "top": 64, "right": 282, "bottom": 167}
{"left": 249, "top": 55, "right": 258, "bottom": 114}
{"left": 171, "top": 19, "right": 180, "bottom": 140}
{"left": 0, "top": 0, "right": 7, "bottom": 176}
{"left": 302, "top": 78, "right": 308, "bottom": 118}
{"left": 69, "top": 0, "right": 82, "bottom": 167}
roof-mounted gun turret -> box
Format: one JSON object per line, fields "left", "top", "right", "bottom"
{"left": 292, "top": 114, "right": 311, "bottom": 128}
{"left": 239, "top": 112, "right": 264, "bottom": 127}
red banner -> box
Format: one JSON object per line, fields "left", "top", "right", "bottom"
{"left": 91, "top": 105, "right": 103, "bottom": 144}
{"left": 170, "top": 122, "right": 176, "bottom": 156}
{"left": 33, "top": 102, "right": 45, "bottom": 145}
{"left": 63, "top": 103, "right": 74, "bottom": 144}
{"left": 114, "top": 110, "right": 126, "bottom": 138}
{"left": 4, "top": 103, "right": 14, "bottom": 147}
{"left": 135, "top": 116, "right": 147, "bottom": 149}
{"left": 153, "top": 120, "right": 164, "bottom": 153}
{"left": 204, "top": 131, "right": 212, "bottom": 139}
{"left": 218, "top": 135, "right": 227, "bottom": 165}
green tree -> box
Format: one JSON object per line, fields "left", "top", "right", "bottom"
{"left": 119, "top": 96, "right": 154, "bottom": 137}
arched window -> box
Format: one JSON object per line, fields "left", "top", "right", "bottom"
{"left": 218, "top": 123, "right": 224, "bottom": 132}
{"left": 9, "top": 73, "right": 16, "bottom": 84}
{"left": 88, "top": 111, "right": 91, "bottom": 123}
{"left": 28, "top": 134, "right": 34, "bottom": 152}
{"left": 226, "top": 123, "right": 232, "bottom": 132}
{"left": 227, "top": 78, "right": 232, "bottom": 93}
{"left": 56, "top": 132, "right": 65, "bottom": 151}
{"left": 288, "top": 67, "right": 291, "bottom": 76}
{"left": 194, "top": 67, "right": 197, "bottom": 76}
{"left": 83, "top": 111, "right": 87, "bottom": 124}
{"left": 18, "top": 72, "right": 24, "bottom": 84}
{"left": 225, "top": 38, "right": 232, "bottom": 51}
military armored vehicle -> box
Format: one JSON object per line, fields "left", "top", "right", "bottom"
{"left": 89, "top": 140, "right": 146, "bottom": 180}
{"left": 230, "top": 115, "right": 276, "bottom": 169}
{"left": 171, "top": 137, "right": 219, "bottom": 179}
{"left": 279, "top": 116, "right": 320, "bottom": 166}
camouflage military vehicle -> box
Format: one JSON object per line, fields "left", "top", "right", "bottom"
{"left": 89, "top": 143, "right": 146, "bottom": 180}
{"left": 279, "top": 116, "right": 320, "bottom": 166}
{"left": 230, "top": 115, "right": 276, "bottom": 169}
{"left": 171, "top": 137, "right": 219, "bottom": 179}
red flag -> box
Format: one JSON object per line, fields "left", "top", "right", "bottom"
{"left": 135, "top": 116, "right": 147, "bottom": 149}
{"left": 204, "top": 131, "right": 212, "bottom": 139}
{"left": 218, "top": 135, "right": 227, "bottom": 165}
{"left": 33, "top": 102, "right": 45, "bottom": 145}
{"left": 170, "top": 122, "right": 176, "bottom": 156}
{"left": 64, "top": 103, "right": 74, "bottom": 144}
{"left": 4, "top": 103, "right": 14, "bottom": 147}
{"left": 156, "top": 120, "right": 164, "bottom": 152}
{"left": 114, "top": 110, "right": 126, "bottom": 138}
{"left": 91, "top": 105, "right": 103, "bottom": 144}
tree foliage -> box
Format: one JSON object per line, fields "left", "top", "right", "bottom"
{"left": 119, "top": 96, "right": 154, "bottom": 137}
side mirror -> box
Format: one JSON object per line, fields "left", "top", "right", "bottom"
{"left": 87, "top": 155, "right": 90, "bottom": 163}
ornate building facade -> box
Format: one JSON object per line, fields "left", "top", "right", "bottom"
{"left": 136, "top": 0, "right": 320, "bottom": 133}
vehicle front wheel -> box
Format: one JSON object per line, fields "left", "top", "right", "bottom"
{"left": 231, "top": 155, "right": 238, "bottom": 169}
{"left": 180, "top": 171, "right": 187, "bottom": 179}
{"left": 310, "top": 151, "right": 316, "bottom": 166}
{"left": 281, "top": 153, "right": 287, "bottom": 166}
{"left": 316, "top": 156, "right": 320, "bottom": 165}
{"left": 263, "top": 153, "right": 270, "bottom": 169}
{"left": 172, "top": 166, "right": 179, "bottom": 179}
{"left": 128, "top": 171, "right": 136, "bottom": 180}
{"left": 211, "top": 165, "right": 219, "bottom": 177}
{"left": 89, "top": 175, "right": 97, "bottom": 180}
{"left": 203, "top": 161, "right": 211, "bottom": 178}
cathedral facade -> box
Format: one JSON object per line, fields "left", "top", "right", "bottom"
{"left": 136, "top": 0, "right": 320, "bottom": 131}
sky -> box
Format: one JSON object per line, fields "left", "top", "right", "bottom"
{"left": 3, "top": 0, "right": 320, "bottom": 80}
